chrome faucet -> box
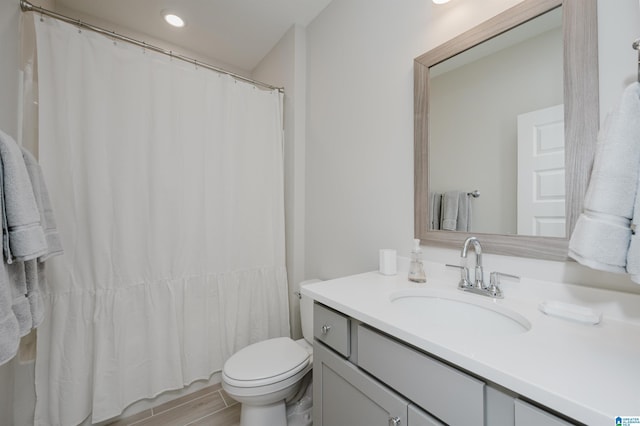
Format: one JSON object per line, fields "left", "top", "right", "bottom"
{"left": 461, "top": 236, "right": 484, "bottom": 289}
{"left": 445, "top": 236, "right": 520, "bottom": 299}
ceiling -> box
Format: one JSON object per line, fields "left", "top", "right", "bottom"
{"left": 54, "top": 0, "right": 333, "bottom": 73}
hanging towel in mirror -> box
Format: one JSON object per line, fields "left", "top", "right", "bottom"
{"left": 431, "top": 192, "right": 442, "bottom": 230}
{"left": 456, "top": 192, "right": 471, "bottom": 232}
{"left": 441, "top": 191, "right": 459, "bottom": 230}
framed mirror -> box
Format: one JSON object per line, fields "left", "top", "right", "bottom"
{"left": 414, "top": 0, "right": 599, "bottom": 260}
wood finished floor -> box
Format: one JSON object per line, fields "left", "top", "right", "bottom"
{"left": 106, "top": 384, "right": 240, "bottom": 426}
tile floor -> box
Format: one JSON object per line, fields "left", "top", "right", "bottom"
{"left": 106, "top": 384, "right": 240, "bottom": 426}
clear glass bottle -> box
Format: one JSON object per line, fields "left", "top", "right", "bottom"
{"left": 408, "top": 239, "right": 426, "bottom": 283}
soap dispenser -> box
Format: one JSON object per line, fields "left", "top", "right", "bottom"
{"left": 408, "top": 239, "right": 426, "bottom": 283}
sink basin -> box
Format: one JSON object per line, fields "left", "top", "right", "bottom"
{"left": 389, "top": 288, "right": 531, "bottom": 336}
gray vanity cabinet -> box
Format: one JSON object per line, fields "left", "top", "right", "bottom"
{"left": 312, "top": 302, "right": 579, "bottom": 426}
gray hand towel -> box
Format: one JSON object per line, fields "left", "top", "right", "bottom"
{"left": 21, "top": 147, "right": 63, "bottom": 261}
{"left": 0, "top": 263, "right": 20, "bottom": 366}
{"left": 8, "top": 262, "right": 32, "bottom": 336}
{"left": 431, "top": 192, "right": 442, "bottom": 230}
{"left": 441, "top": 191, "right": 460, "bottom": 231}
{"left": 24, "top": 260, "right": 45, "bottom": 329}
{"left": 17, "top": 148, "right": 63, "bottom": 331}
{"left": 456, "top": 192, "right": 471, "bottom": 232}
{"left": 0, "top": 130, "right": 47, "bottom": 263}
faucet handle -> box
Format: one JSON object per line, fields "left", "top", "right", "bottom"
{"left": 446, "top": 264, "right": 471, "bottom": 289}
{"left": 490, "top": 272, "right": 520, "bottom": 284}
{"left": 488, "top": 272, "right": 520, "bottom": 298}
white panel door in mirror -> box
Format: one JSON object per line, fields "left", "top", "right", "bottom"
{"left": 517, "top": 104, "right": 565, "bottom": 237}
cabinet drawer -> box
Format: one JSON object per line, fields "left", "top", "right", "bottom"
{"left": 515, "top": 399, "right": 574, "bottom": 426}
{"left": 314, "top": 303, "right": 350, "bottom": 358}
{"left": 357, "top": 325, "right": 485, "bottom": 426}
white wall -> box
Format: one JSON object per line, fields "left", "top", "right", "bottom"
{"left": 1, "top": 0, "right": 20, "bottom": 137}
{"left": 305, "top": 0, "right": 640, "bottom": 294}
{"left": 253, "top": 25, "right": 308, "bottom": 340}
{"left": 305, "top": 0, "right": 520, "bottom": 280}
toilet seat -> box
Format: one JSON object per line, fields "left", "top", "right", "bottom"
{"left": 223, "top": 337, "right": 311, "bottom": 388}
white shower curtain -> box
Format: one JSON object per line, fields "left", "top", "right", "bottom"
{"left": 33, "top": 16, "right": 289, "bottom": 425}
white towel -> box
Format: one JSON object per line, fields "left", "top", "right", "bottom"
{"left": 568, "top": 211, "right": 630, "bottom": 273}
{"left": 569, "top": 83, "right": 640, "bottom": 275}
{"left": 441, "top": 191, "right": 459, "bottom": 231}
{"left": 582, "top": 84, "right": 640, "bottom": 217}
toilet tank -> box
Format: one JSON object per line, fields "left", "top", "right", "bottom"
{"left": 299, "top": 279, "right": 321, "bottom": 344}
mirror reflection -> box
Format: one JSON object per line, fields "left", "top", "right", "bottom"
{"left": 429, "top": 7, "right": 564, "bottom": 237}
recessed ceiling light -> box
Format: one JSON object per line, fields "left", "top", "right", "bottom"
{"left": 163, "top": 12, "right": 185, "bottom": 28}
{"left": 432, "top": 0, "right": 450, "bottom": 3}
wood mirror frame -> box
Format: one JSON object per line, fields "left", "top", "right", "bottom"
{"left": 414, "top": 0, "right": 599, "bottom": 261}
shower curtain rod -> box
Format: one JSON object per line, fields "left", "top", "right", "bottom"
{"left": 19, "top": 0, "right": 284, "bottom": 93}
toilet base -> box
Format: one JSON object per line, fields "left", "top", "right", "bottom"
{"left": 240, "top": 400, "right": 286, "bottom": 426}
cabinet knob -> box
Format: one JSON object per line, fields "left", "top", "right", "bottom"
{"left": 321, "top": 324, "right": 332, "bottom": 335}
{"left": 389, "top": 416, "right": 401, "bottom": 426}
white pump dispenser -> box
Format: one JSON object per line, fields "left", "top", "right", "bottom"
{"left": 408, "top": 239, "right": 426, "bottom": 283}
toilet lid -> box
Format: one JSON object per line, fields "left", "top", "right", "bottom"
{"left": 223, "top": 337, "right": 310, "bottom": 386}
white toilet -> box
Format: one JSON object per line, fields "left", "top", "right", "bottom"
{"left": 222, "top": 279, "right": 319, "bottom": 426}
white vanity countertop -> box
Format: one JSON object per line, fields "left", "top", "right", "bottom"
{"left": 302, "top": 263, "right": 640, "bottom": 426}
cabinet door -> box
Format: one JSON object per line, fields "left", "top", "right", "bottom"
{"left": 408, "top": 404, "right": 445, "bottom": 426}
{"left": 515, "top": 399, "right": 575, "bottom": 426}
{"left": 313, "top": 341, "right": 407, "bottom": 426}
